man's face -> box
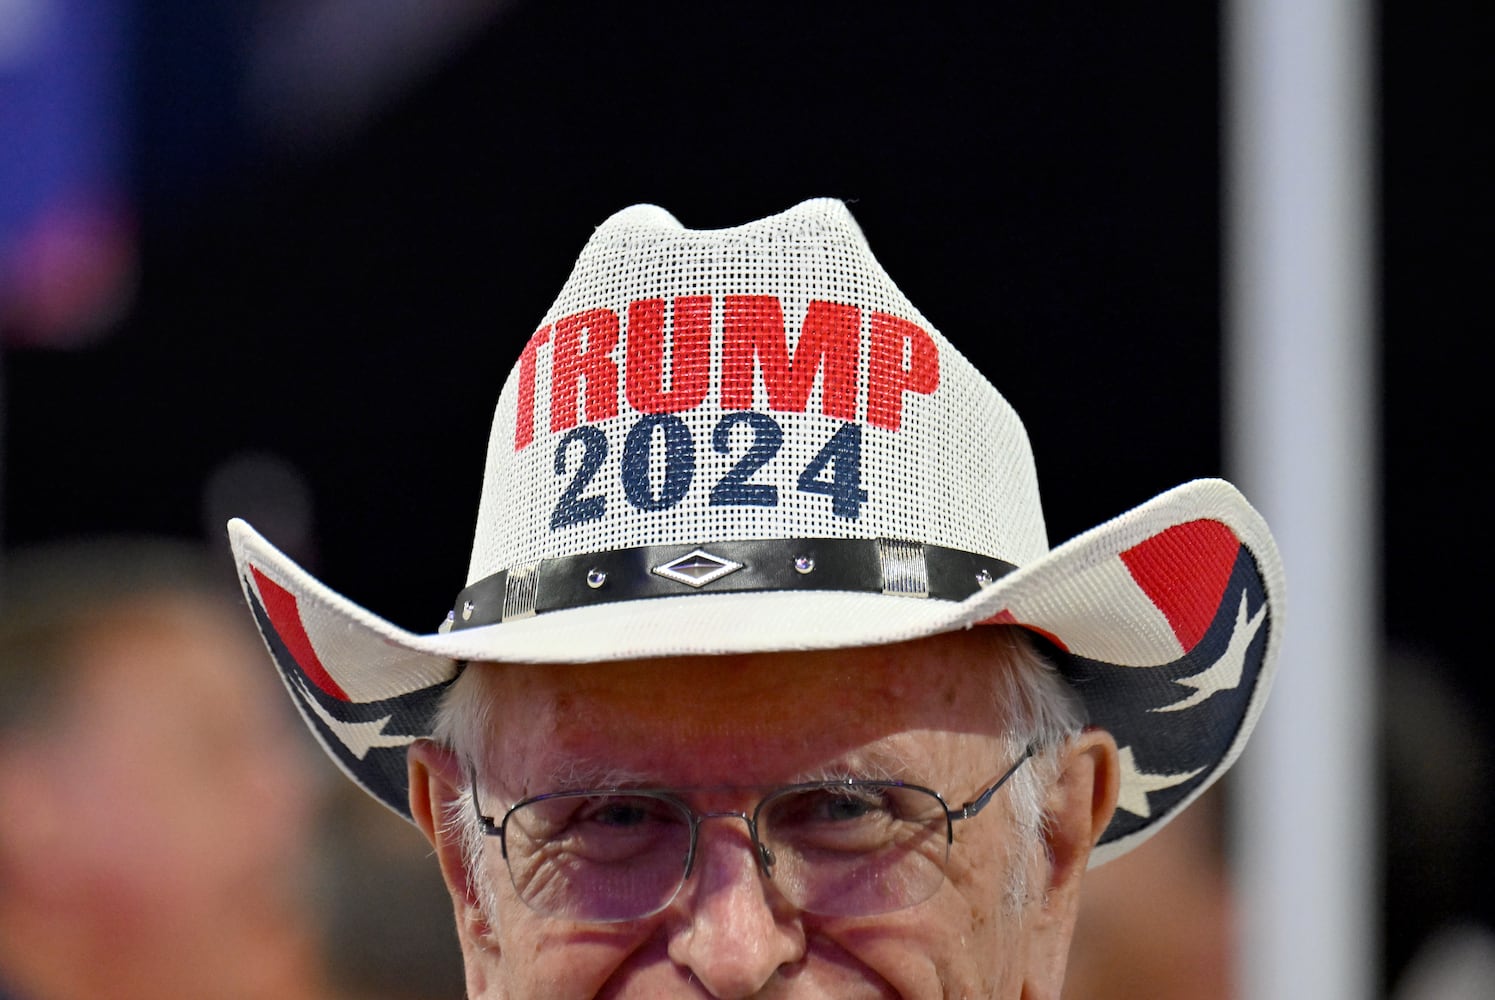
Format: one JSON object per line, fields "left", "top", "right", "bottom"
{"left": 412, "top": 629, "right": 1114, "bottom": 999}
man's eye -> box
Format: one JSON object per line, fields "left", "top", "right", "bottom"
{"left": 774, "top": 786, "right": 891, "bottom": 827}
{"left": 576, "top": 796, "right": 676, "bottom": 829}
{"left": 819, "top": 792, "right": 882, "bottom": 821}
{"left": 590, "top": 802, "right": 650, "bottom": 827}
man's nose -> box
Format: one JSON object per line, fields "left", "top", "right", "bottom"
{"left": 666, "top": 821, "right": 805, "bottom": 998}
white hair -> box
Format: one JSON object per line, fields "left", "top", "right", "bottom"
{"left": 432, "top": 625, "right": 1086, "bottom": 924}
{"left": 981, "top": 627, "right": 1090, "bottom": 913}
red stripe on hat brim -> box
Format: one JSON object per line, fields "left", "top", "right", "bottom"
{"left": 1119, "top": 519, "right": 1240, "bottom": 654}
{"left": 250, "top": 565, "right": 352, "bottom": 702}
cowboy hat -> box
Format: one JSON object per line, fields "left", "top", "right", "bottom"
{"left": 230, "top": 199, "right": 1283, "bottom": 865}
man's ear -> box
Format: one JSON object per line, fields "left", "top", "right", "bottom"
{"left": 407, "top": 738, "right": 496, "bottom": 943}
{"left": 1022, "top": 726, "right": 1120, "bottom": 1000}
{"left": 1045, "top": 727, "right": 1120, "bottom": 896}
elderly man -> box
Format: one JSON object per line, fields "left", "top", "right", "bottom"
{"left": 231, "top": 200, "right": 1283, "bottom": 998}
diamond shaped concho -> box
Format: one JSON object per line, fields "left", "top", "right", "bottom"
{"left": 651, "top": 549, "right": 745, "bottom": 588}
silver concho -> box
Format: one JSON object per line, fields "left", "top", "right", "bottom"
{"left": 651, "top": 548, "right": 745, "bottom": 589}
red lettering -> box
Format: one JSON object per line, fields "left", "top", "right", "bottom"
{"left": 550, "top": 308, "right": 620, "bottom": 433}
{"left": 624, "top": 297, "right": 712, "bottom": 414}
{"left": 721, "top": 296, "right": 860, "bottom": 418}
{"left": 866, "top": 312, "right": 939, "bottom": 431}
{"left": 513, "top": 325, "right": 551, "bottom": 451}
{"left": 515, "top": 298, "right": 938, "bottom": 448}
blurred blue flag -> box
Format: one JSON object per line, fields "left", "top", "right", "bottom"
{"left": 1, "top": 0, "right": 134, "bottom": 346}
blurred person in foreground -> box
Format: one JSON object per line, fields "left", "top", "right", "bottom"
{"left": 0, "top": 540, "right": 328, "bottom": 1000}
{"left": 229, "top": 200, "right": 1285, "bottom": 998}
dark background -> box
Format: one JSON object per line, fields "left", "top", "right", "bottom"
{"left": 2, "top": 2, "right": 1489, "bottom": 993}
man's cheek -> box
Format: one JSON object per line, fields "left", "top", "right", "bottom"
{"left": 499, "top": 919, "right": 668, "bottom": 999}
{"left": 808, "top": 912, "right": 1019, "bottom": 999}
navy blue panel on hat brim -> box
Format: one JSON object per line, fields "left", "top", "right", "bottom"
{"left": 1052, "top": 539, "right": 1272, "bottom": 849}
{"left": 246, "top": 584, "right": 454, "bottom": 819}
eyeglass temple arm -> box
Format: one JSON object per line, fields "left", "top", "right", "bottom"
{"left": 465, "top": 761, "right": 507, "bottom": 842}
{"left": 949, "top": 744, "right": 1036, "bottom": 822}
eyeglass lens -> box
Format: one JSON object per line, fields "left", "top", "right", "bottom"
{"left": 500, "top": 783, "right": 952, "bottom": 923}
{"left": 504, "top": 793, "right": 693, "bottom": 922}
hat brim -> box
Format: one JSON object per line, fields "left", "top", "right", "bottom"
{"left": 231, "top": 476, "right": 1281, "bottom": 865}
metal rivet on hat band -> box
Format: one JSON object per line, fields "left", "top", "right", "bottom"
{"left": 461, "top": 600, "right": 475, "bottom": 621}
{"left": 976, "top": 569, "right": 995, "bottom": 588}
{"left": 448, "top": 539, "right": 1016, "bottom": 632}
{"left": 586, "top": 569, "right": 607, "bottom": 589}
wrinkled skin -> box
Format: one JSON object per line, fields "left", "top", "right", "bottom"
{"left": 410, "top": 629, "right": 1118, "bottom": 999}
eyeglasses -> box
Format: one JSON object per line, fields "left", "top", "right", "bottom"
{"left": 468, "top": 745, "right": 1033, "bottom": 923}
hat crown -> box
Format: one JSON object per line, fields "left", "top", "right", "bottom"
{"left": 467, "top": 199, "right": 1048, "bottom": 584}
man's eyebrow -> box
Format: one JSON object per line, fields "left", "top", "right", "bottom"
{"left": 536, "top": 757, "right": 654, "bottom": 790}
{"left": 794, "top": 753, "right": 908, "bottom": 784}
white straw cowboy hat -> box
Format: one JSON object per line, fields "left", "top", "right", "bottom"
{"left": 230, "top": 199, "right": 1284, "bottom": 865}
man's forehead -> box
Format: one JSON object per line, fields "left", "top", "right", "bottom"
{"left": 488, "top": 731, "right": 944, "bottom": 796}
{"left": 472, "top": 634, "right": 1006, "bottom": 789}
{"left": 481, "top": 629, "right": 997, "bottom": 711}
